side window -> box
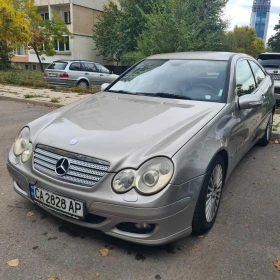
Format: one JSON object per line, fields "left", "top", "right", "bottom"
{"left": 236, "top": 60, "right": 256, "bottom": 96}
{"left": 249, "top": 61, "right": 266, "bottom": 86}
{"left": 81, "top": 63, "right": 96, "bottom": 72}
{"left": 69, "top": 62, "right": 81, "bottom": 71}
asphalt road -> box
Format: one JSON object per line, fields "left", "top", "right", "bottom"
{"left": 0, "top": 100, "right": 279, "bottom": 280}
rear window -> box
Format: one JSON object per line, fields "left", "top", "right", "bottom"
{"left": 47, "top": 62, "right": 67, "bottom": 70}
{"left": 258, "top": 54, "right": 280, "bottom": 60}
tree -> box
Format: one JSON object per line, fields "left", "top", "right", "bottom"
{"left": 137, "top": 0, "right": 228, "bottom": 57}
{"left": 223, "top": 26, "right": 265, "bottom": 57}
{"left": 0, "top": 0, "right": 30, "bottom": 69}
{"left": 25, "top": 0, "right": 72, "bottom": 72}
{"left": 268, "top": 14, "right": 280, "bottom": 52}
{"left": 0, "top": 0, "right": 30, "bottom": 45}
{"left": 93, "top": 0, "right": 155, "bottom": 64}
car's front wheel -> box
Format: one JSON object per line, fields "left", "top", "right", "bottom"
{"left": 192, "top": 155, "right": 225, "bottom": 234}
{"left": 258, "top": 113, "right": 273, "bottom": 146}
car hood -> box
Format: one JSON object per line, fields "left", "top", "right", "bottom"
{"left": 35, "top": 92, "right": 225, "bottom": 171}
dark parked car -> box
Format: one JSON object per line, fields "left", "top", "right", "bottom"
{"left": 257, "top": 53, "right": 280, "bottom": 101}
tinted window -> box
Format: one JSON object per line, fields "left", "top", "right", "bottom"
{"left": 109, "top": 59, "right": 228, "bottom": 102}
{"left": 69, "top": 62, "right": 81, "bottom": 71}
{"left": 236, "top": 60, "right": 256, "bottom": 96}
{"left": 47, "top": 62, "right": 67, "bottom": 70}
{"left": 249, "top": 61, "right": 266, "bottom": 86}
{"left": 96, "top": 64, "right": 110, "bottom": 74}
{"left": 258, "top": 54, "right": 280, "bottom": 60}
{"left": 81, "top": 63, "right": 96, "bottom": 72}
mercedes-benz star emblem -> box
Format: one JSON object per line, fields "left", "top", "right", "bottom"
{"left": 55, "top": 157, "right": 70, "bottom": 175}
{"left": 70, "top": 139, "right": 78, "bottom": 145}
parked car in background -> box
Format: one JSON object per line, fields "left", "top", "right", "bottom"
{"left": 257, "top": 53, "right": 280, "bottom": 102}
{"left": 44, "top": 60, "right": 119, "bottom": 87}
{"left": 8, "top": 52, "right": 275, "bottom": 245}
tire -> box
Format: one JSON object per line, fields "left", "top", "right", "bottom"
{"left": 258, "top": 113, "right": 273, "bottom": 146}
{"left": 77, "top": 80, "right": 89, "bottom": 88}
{"left": 192, "top": 155, "right": 225, "bottom": 234}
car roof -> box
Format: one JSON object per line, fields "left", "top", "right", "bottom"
{"left": 53, "top": 60, "right": 98, "bottom": 63}
{"left": 147, "top": 52, "right": 237, "bottom": 61}
{"left": 259, "top": 52, "right": 280, "bottom": 55}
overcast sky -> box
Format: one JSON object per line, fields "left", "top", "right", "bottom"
{"left": 225, "top": 0, "right": 280, "bottom": 40}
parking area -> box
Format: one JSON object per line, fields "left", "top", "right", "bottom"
{"left": 0, "top": 100, "right": 279, "bottom": 280}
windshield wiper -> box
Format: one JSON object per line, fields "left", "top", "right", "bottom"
{"left": 154, "top": 92, "right": 193, "bottom": 100}
{"left": 108, "top": 90, "right": 134, "bottom": 95}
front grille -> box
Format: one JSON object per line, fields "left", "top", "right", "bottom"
{"left": 33, "top": 144, "right": 110, "bottom": 187}
{"left": 272, "top": 74, "right": 280, "bottom": 81}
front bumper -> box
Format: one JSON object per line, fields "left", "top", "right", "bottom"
{"left": 7, "top": 155, "right": 204, "bottom": 245}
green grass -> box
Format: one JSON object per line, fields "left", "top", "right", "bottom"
{"left": 50, "top": 97, "right": 60, "bottom": 103}
{"left": 24, "top": 94, "right": 44, "bottom": 99}
{"left": 0, "top": 69, "right": 47, "bottom": 88}
{"left": 0, "top": 69, "right": 101, "bottom": 94}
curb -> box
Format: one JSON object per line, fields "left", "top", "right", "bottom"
{"left": 0, "top": 95, "right": 64, "bottom": 108}
{"left": 272, "top": 131, "right": 280, "bottom": 140}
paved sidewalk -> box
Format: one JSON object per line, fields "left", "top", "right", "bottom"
{"left": 0, "top": 84, "right": 91, "bottom": 107}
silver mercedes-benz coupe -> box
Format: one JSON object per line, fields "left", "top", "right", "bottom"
{"left": 7, "top": 52, "right": 275, "bottom": 245}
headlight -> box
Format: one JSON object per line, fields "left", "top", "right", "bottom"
{"left": 13, "top": 127, "right": 30, "bottom": 156}
{"left": 112, "top": 157, "right": 174, "bottom": 195}
{"left": 21, "top": 143, "right": 33, "bottom": 163}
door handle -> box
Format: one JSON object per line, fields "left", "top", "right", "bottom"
{"left": 100, "top": 74, "right": 104, "bottom": 76}
{"left": 85, "top": 73, "right": 89, "bottom": 75}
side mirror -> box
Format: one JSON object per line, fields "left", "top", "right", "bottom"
{"left": 238, "top": 94, "right": 264, "bottom": 110}
{"left": 101, "top": 83, "right": 110, "bottom": 91}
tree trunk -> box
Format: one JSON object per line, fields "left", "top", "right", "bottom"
{"left": 34, "top": 49, "right": 44, "bottom": 72}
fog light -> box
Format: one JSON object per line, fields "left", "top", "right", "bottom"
{"left": 135, "top": 223, "right": 151, "bottom": 230}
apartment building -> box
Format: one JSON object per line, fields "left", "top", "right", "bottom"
{"left": 12, "top": 0, "right": 114, "bottom": 70}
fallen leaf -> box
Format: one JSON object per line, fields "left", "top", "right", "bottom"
{"left": 96, "top": 273, "right": 100, "bottom": 277}
{"left": 273, "top": 260, "right": 280, "bottom": 271}
{"left": 275, "top": 140, "right": 279, "bottom": 144}
{"left": 267, "top": 180, "right": 270, "bottom": 183}
{"left": 99, "top": 248, "right": 109, "bottom": 257}
{"left": 193, "top": 245, "right": 199, "bottom": 251}
{"left": 273, "top": 168, "right": 277, "bottom": 171}
{"left": 27, "top": 211, "right": 34, "bottom": 217}
{"left": 198, "top": 235, "right": 204, "bottom": 238}
{"left": 47, "top": 277, "right": 60, "bottom": 280}
{"left": 7, "top": 259, "right": 19, "bottom": 267}
{"left": 244, "top": 216, "right": 247, "bottom": 219}
{"left": 258, "top": 182, "right": 262, "bottom": 185}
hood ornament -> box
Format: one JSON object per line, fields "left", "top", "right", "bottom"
{"left": 70, "top": 139, "right": 78, "bottom": 145}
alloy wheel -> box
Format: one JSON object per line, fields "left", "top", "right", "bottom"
{"left": 205, "top": 164, "right": 223, "bottom": 223}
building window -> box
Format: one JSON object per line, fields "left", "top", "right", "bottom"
{"left": 41, "top": 13, "right": 49, "bottom": 20}
{"left": 32, "top": 65, "right": 37, "bottom": 71}
{"left": 54, "top": 36, "right": 70, "bottom": 52}
{"left": 25, "top": 65, "right": 29, "bottom": 70}
{"left": 64, "top": 11, "right": 71, "bottom": 24}
{"left": 14, "top": 45, "right": 26, "bottom": 56}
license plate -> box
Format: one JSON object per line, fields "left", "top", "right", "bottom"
{"left": 30, "top": 184, "right": 85, "bottom": 219}
{"left": 49, "top": 73, "right": 57, "bottom": 77}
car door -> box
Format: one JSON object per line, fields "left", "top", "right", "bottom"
{"left": 80, "top": 62, "right": 101, "bottom": 86}
{"left": 94, "top": 63, "right": 114, "bottom": 84}
{"left": 234, "top": 59, "right": 263, "bottom": 161}
{"left": 68, "top": 62, "right": 84, "bottom": 86}
{"left": 248, "top": 60, "right": 271, "bottom": 135}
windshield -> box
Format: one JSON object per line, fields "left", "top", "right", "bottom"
{"left": 47, "top": 62, "right": 67, "bottom": 70}
{"left": 108, "top": 59, "right": 228, "bottom": 102}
